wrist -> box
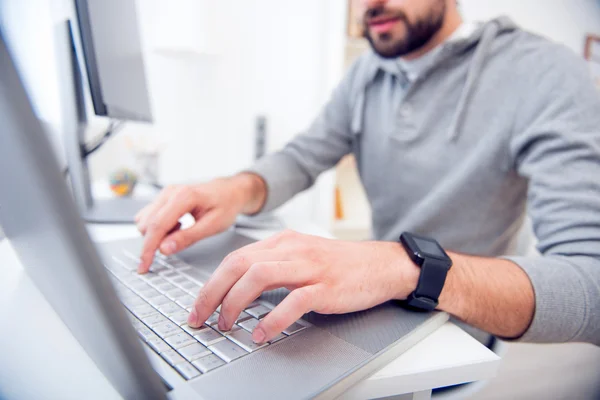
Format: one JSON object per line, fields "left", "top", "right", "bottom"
{"left": 437, "top": 252, "right": 469, "bottom": 319}
{"left": 382, "top": 242, "right": 421, "bottom": 301}
{"left": 229, "top": 172, "right": 267, "bottom": 215}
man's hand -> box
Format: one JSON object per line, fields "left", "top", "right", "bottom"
{"left": 135, "top": 173, "right": 267, "bottom": 273}
{"left": 187, "top": 230, "right": 420, "bottom": 344}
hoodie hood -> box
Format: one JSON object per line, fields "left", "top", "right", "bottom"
{"left": 350, "top": 16, "right": 519, "bottom": 140}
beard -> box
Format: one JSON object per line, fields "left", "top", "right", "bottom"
{"left": 363, "top": 3, "right": 446, "bottom": 59}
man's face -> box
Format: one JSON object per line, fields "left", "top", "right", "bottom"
{"left": 358, "top": 0, "right": 447, "bottom": 58}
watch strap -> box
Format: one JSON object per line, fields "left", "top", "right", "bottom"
{"left": 405, "top": 257, "right": 449, "bottom": 311}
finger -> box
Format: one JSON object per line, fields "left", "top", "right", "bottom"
{"left": 187, "top": 249, "right": 290, "bottom": 328}
{"left": 138, "top": 196, "right": 197, "bottom": 273}
{"left": 136, "top": 189, "right": 173, "bottom": 234}
{"left": 253, "top": 285, "right": 318, "bottom": 343}
{"left": 158, "top": 211, "right": 225, "bottom": 255}
{"left": 219, "top": 261, "right": 313, "bottom": 330}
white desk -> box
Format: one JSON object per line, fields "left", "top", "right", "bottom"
{"left": 0, "top": 217, "right": 500, "bottom": 400}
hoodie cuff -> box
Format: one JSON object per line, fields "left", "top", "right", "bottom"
{"left": 244, "top": 154, "right": 309, "bottom": 214}
{"left": 503, "top": 255, "right": 588, "bottom": 343}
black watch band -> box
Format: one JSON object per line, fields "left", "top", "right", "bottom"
{"left": 400, "top": 232, "right": 452, "bottom": 312}
{"left": 405, "top": 257, "right": 450, "bottom": 311}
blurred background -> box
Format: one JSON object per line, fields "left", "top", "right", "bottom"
{"left": 1, "top": 0, "right": 599, "bottom": 398}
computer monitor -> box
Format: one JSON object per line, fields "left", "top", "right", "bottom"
{"left": 61, "top": 0, "right": 154, "bottom": 223}
{"left": 74, "top": 0, "right": 153, "bottom": 122}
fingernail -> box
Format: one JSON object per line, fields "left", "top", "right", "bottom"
{"left": 252, "top": 327, "right": 266, "bottom": 344}
{"left": 188, "top": 309, "right": 199, "bottom": 327}
{"left": 160, "top": 241, "right": 177, "bottom": 255}
{"left": 218, "top": 315, "right": 227, "bottom": 331}
{"left": 137, "top": 262, "right": 146, "bottom": 274}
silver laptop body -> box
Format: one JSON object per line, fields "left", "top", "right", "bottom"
{"left": 0, "top": 29, "right": 448, "bottom": 400}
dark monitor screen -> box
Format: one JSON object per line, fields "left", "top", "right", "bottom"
{"left": 74, "top": 0, "right": 153, "bottom": 122}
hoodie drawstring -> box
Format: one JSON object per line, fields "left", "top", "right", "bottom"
{"left": 447, "top": 21, "right": 501, "bottom": 141}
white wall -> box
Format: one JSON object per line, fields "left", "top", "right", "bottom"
{"left": 0, "top": 0, "right": 347, "bottom": 228}
{"left": 460, "top": 0, "right": 600, "bottom": 53}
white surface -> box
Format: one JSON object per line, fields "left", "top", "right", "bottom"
{"left": 461, "top": 0, "right": 600, "bottom": 54}
{"left": 0, "top": 218, "right": 499, "bottom": 400}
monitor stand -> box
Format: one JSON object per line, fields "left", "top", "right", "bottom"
{"left": 83, "top": 198, "right": 151, "bottom": 224}
{"left": 58, "top": 20, "right": 151, "bottom": 224}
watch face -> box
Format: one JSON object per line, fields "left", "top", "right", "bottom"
{"left": 412, "top": 236, "right": 446, "bottom": 259}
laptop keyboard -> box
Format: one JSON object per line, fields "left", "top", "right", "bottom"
{"left": 103, "top": 250, "right": 308, "bottom": 381}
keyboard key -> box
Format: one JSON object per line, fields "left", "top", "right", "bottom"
{"left": 205, "top": 313, "right": 219, "bottom": 326}
{"left": 178, "top": 280, "right": 198, "bottom": 292}
{"left": 120, "top": 274, "right": 144, "bottom": 285}
{"left": 128, "top": 315, "right": 146, "bottom": 330}
{"left": 128, "top": 280, "right": 151, "bottom": 292}
{"left": 178, "top": 267, "right": 207, "bottom": 284}
{"left": 194, "top": 328, "right": 226, "bottom": 346}
{"left": 165, "top": 288, "right": 187, "bottom": 301}
{"left": 158, "top": 302, "right": 185, "bottom": 316}
{"left": 122, "top": 295, "right": 146, "bottom": 308}
{"left": 213, "top": 324, "right": 241, "bottom": 336}
{"left": 182, "top": 324, "right": 209, "bottom": 337}
{"left": 245, "top": 304, "right": 271, "bottom": 319}
{"left": 149, "top": 262, "right": 169, "bottom": 274}
{"left": 164, "top": 333, "right": 196, "bottom": 349}
{"left": 146, "top": 337, "right": 170, "bottom": 354}
{"left": 131, "top": 304, "right": 156, "bottom": 319}
{"left": 138, "top": 288, "right": 161, "bottom": 301}
{"left": 283, "top": 322, "right": 306, "bottom": 335}
{"left": 137, "top": 326, "right": 158, "bottom": 341}
{"left": 238, "top": 318, "right": 260, "bottom": 333}
{"left": 170, "top": 276, "right": 190, "bottom": 287}
{"left": 153, "top": 321, "right": 182, "bottom": 337}
{"left": 184, "top": 284, "right": 202, "bottom": 296}
{"left": 154, "top": 281, "right": 176, "bottom": 293}
{"left": 227, "top": 328, "right": 269, "bottom": 352}
{"left": 235, "top": 311, "right": 252, "bottom": 323}
{"left": 209, "top": 340, "right": 248, "bottom": 363}
{"left": 148, "top": 295, "right": 171, "bottom": 308}
{"left": 142, "top": 313, "right": 169, "bottom": 327}
{"left": 161, "top": 349, "right": 185, "bottom": 366}
{"left": 178, "top": 343, "right": 211, "bottom": 361}
{"left": 159, "top": 270, "right": 179, "bottom": 280}
{"left": 174, "top": 362, "right": 201, "bottom": 380}
{"left": 138, "top": 271, "right": 161, "bottom": 282}
{"left": 169, "top": 310, "right": 191, "bottom": 326}
{"left": 192, "top": 354, "right": 225, "bottom": 373}
{"left": 176, "top": 295, "right": 195, "bottom": 309}
{"left": 167, "top": 258, "right": 188, "bottom": 268}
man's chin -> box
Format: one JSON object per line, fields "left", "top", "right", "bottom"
{"left": 368, "top": 41, "right": 408, "bottom": 59}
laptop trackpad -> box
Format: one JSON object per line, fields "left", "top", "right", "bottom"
{"left": 189, "top": 327, "right": 370, "bottom": 400}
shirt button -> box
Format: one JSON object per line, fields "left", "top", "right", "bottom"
{"left": 399, "top": 105, "right": 412, "bottom": 119}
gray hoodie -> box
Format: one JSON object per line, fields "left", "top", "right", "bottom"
{"left": 249, "top": 17, "right": 600, "bottom": 345}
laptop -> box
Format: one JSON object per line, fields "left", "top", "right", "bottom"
{"left": 0, "top": 29, "right": 448, "bottom": 399}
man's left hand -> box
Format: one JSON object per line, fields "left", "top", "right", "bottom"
{"left": 187, "top": 230, "right": 420, "bottom": 343}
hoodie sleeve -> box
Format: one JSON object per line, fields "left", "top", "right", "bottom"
{"left": 244, "top": 59, "right": 363, "bottom": 213}
{"left": 507, "top": 46, "right": 600, "bottom": 344}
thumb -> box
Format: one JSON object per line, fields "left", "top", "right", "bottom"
{"left": 159, "top": 211, "right": 226, "bottom": 255}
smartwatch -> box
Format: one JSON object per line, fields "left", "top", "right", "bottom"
{"left": 400, "top": 232, "right": 452, "bottom": 311}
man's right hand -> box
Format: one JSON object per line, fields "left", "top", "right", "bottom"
{"left": 135, "top": 173, "right": 267, "bottom": 273}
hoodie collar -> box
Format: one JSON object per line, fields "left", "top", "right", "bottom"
{"left": 376, "top": 21, "right": 480, "bottom": 82}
